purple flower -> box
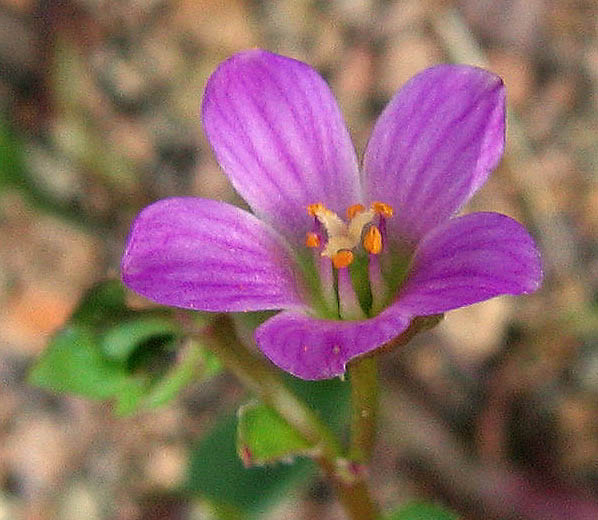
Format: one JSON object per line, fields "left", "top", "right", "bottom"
{"left": 121, "top": 50, "right": 542, "bottom": 380}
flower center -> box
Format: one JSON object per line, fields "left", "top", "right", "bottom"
{"left": 306, "top": 201, "right": 393, "bottom": 268}
{"left": 302, "top": 201, "right": 395, "bottom": 320}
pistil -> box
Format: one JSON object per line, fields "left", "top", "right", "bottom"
{"left": 347, "top": 203, "right": 365, "bottom": 219}
{"left": 318, "top": 253, "right": 337, "bottom": 314}
{"left": 337, "top": 266, "right": 365, "bottom": 320}
{"left": 368, "top": 254, "right": 387, "bottom": 315}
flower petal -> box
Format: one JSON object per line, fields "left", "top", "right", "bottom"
{"left": 255, "top": 308, "right": 411, "bottom": 380}
{"left": 202, "top": 49, "right": 360, "bottom": 245}
{"left": 395, "top": 212, "right": 542, "bottom": 315}
{"left": 364, "top": 65, "right": 506, "bottom": 246}
{"left": 121, "top": 197, "right": 307, "bottom": 312}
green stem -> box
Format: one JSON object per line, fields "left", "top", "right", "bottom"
{"left": 317, "top": 456, "right": 379, "bottom": 520}
{"left": 189, "top": 314, "right": 379, "bottom": 520}
{"left": 203, "top": 315, "right": 339, "bottom": 456}
{"left": 349, "top": 355, "right": 379, "bottom": 463}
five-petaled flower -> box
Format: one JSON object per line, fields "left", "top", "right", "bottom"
{"left": 121, "top": 50, "right": 542, "bottom": 380}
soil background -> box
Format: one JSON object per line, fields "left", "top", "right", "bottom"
{"left": 1, "top": 1, "right": 598, "bottom": 519}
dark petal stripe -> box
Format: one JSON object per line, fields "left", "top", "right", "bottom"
{"left": 252, "top": 61, "right": 327, "bottom": 198}
{"left": 202, "top": 50, "right": 360, "bottom": 246}
{"left": 256, "top": 308, "right": 411, "bottom": 380}
{"left": 208, "top": 91, "right": 300, "bottom": 213}
{"left": 394, "top": 212, "right": 543, "bottom": 315}
{"left": 401, "top": 86, "right": 499, "bottom": 209}
{"left": 364, "top": 65, "right": 506, "bottom": 244}
{"left": 121, "top": 198, "right": 307, "bottom": 312}
{"left": 235, "top": 71, "right": 311, "bottom": 201}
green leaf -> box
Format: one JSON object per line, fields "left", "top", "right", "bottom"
{"left": 29, "top": 325, "right": 129, "bottom": 399}
{"left": 197, "top": 345, "right": 223, "bottom": 380}
{"left": 237, "top": 401, "right": 313, "bottom": 466}
{"left": 0, "top": 118, "right": 26, "bottom": 189}
{"left": 142, "top": 340, "right": 206, "bottom": 410}
{"left": 233, "top": 372, "right": 349, "bottom": 467}
{"left": 383, "top": 502, "right": 459, "bottom": 520}
{"left": 186, "top": 413, "right": 313, "bottom": 516}
{"left": 284, "top": 374, "right": 350, "bottom": 436}
{"left": 100, "top": 317, "right": 179, "bottom": 361}
{"left": 30, "top": 281, "right": 217, "bottom": 415}
{"left": 114, "top": 377, "right": 150, "bottom": 416}
{"left": 71, "top": 280, "right": 128, "bottom": 329}
{"left": 29, "top": 324, "right": 203, "bottom": 416}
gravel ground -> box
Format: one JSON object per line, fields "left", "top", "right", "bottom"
{"left": 1, "top": 1, "right": 598, "bottom": 519}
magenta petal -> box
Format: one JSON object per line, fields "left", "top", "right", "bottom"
{"left": 395, "top": 212, "right": 543, "bottom": 315}
{"left": 121, "top": 198, "right": 307, "bottom": 312}
{"left": 364, "top": 65, "right": 506, "bottom": 245}
{"left": 255, "top": 308, "right": 411, "bottom": 380}
{"left": 202, "top": 49, "right": 360, "bottom": 245}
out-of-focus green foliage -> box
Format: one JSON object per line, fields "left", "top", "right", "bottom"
{"left": 52, "top": 38, "right": 138, "bottom": 193}
{"left": 383, "top": 502, "right": 459, "bottom": 520}
{"left": 284, "top": 373, "right": 351, "bottom": 437}
{"left": 0, "top": 118, "right": 25, "bottom": 189}
{"left": 0, "top": 116, "right": 109, "bottom": 230}
{"left": 187, "top": 413, "right": 314, "bottom": 518}
{"left": 71, "top": 280, "right": 132, "bottom": 328}
{"left": 29, "top": 280, "right": 218, "bottom": 415}
{"left": 29, "top": 325, "right": 133, "bottom": 399}
{"left": 142, "top": 339, "right": 218, "bottom": 410}
{"left": 100, "top": 317, "right": 179, "bottom": 361}
{"left": 187, "top": 373, "right": 350, "bottom": 516}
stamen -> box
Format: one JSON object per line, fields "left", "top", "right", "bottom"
{"left": 304, "top": 200, "right": 396, "bottom": 319}
{"left": 305, "top": 232, "right": 320, "bottom": 248}
{"left": 363, "top": 225, "right": 382, "bottom": 254}
{"left": 332, "top": 250, "right": 354, "bottom": 269}
{"left": 371, "top": 201, "right": 394, "bottom": 219}
{"left": 347, "top": 203, "right": 365, "bottom": 220}
{"left": 307, "top": 202, "right": 326, "bottom": 217}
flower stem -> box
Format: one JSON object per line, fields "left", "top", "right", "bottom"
{"left": 317, "top": 456, "right": 379, "bottom": 519}
{"left": 202, "top": 315, "right": 338, "bottom": 455}
{"left": 187, "top": 314, "right": 379, "bottom": 520}
{"left": 348, "top": 355, "right": 379, "bottom": 463}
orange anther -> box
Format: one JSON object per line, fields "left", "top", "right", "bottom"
{"left": 331, "top": 250, "right": 354, "bottom": 269}
{"left": 347, "top": 203, "right": 365, "bottom": 220}
{"left": 371, "top": 201, "right": 394, "bottom": 218}
{"left": 363, "top": 225, "right": 382, "bottom": 254}
{"left": 307, "top": 202, "right": 326, "bottom": 217}
{"left": 305, "top": 232, "right": 320, "bottom": 248}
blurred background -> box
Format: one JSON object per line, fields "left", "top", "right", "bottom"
{"left": 1, "top": 0, "right": 598, "bottom": 519}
